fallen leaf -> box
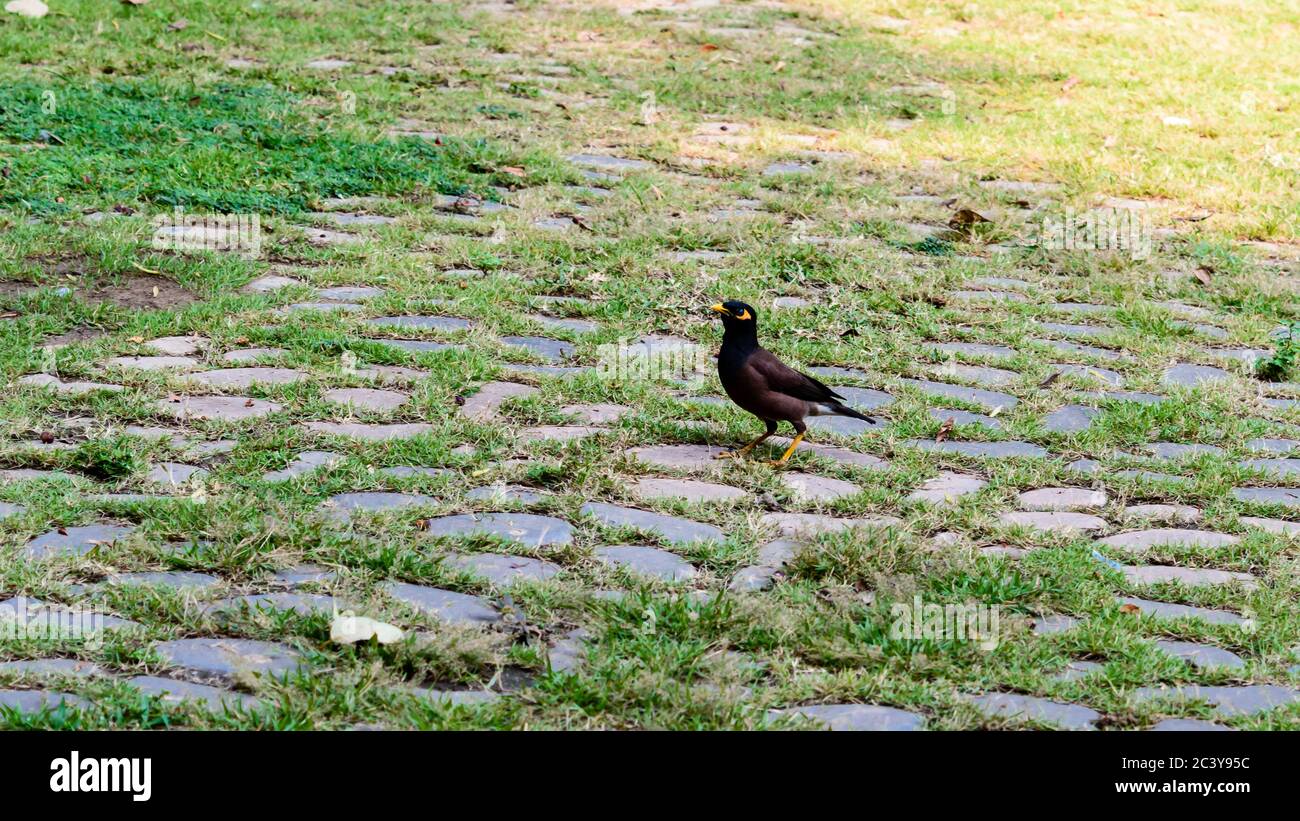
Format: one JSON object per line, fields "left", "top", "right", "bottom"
{"left": 1193, "top": 267, "right": 1213, "bottom": 286}
{"left": 330, "top": 613, "right": 404, "bottom": 645}
{"left": 243, "top": 398, "right": 254, "bottom": 407}
{"left": 701, "top": 43, "right": 719, "bottom": 51}
{"left": 1061, "top": 76, "right": 1081, "bottom": 93}
{"left": 1119, "top": 603, "right": 1141, "bottom": 616}
{"left": 935, "top": 417, "right": 954, "bottom": 443}
{"left": 168, "top": 18, "right": 188, "bottom": 31}
{"left": 1037, "top": 371, "right": 1062, "bottom": 389}
{"left": 500, "top": 166, "right": 526, "bottom": 178}
{"left": 121, "top": 0, "right": 148, "bottom": 5}
{"left": 948, "top": 208, "right": 992, "bottom": 232}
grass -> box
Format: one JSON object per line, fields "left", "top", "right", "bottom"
{"left": 0, "top": 0, "right": 1298, "bottom": 731}
{"left": 0, "top": 80, "right": 502, "bottom": 215}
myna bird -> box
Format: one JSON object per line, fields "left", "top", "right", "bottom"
{"left": 710, "top": 300, "right": 877, "bottom": 464}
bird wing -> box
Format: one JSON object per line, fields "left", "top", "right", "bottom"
{"left": 748, "top": 348, "right": 845, "bottom": 403}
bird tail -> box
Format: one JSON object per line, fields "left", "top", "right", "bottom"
{"left": 820, "top": 402, "right": 878, "bottom": 424}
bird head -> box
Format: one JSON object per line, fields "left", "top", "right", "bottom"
{"left": 709, "top": 300, "right": 757, "bottom": 326}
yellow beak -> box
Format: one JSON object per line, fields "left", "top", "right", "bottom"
{"left": 709, "top": 303, "right": 729, "bottom": 316}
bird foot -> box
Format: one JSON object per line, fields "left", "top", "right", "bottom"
{"left": 713, "top": 450, "right": 740, "bottom": 460}
{"left": 766, "top": 458, "right": 792, "bottom": 467}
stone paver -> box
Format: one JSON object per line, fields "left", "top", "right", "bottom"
{"left": 384, "top": 582, "right": 500, "bottom": 626}
{"left": 182, "top": 367, "right": 306, "bottom": 389}
{"left": 0, "top": 689, "right": 92, "bottom": 712}
{"left": 145, "top": 335, "right": 208, "bottom": 355}
{"left": 128, "top": 676, "right": 261, "bottom": 710}
{"left": 25, "top": 524, "right": 135, "bottom": 560}
{"left": 158, "top": 396, "right": 282, "bottom": 421}
{"left": 1120, "top": 565, "right": 1258, "bottom": 590}
{"left": 1096, "top": 529, "right": 1238, "bottom": 555}
{"left": 145, "top": 462, "right": 209, "bottom": 488}
{"left": 903, "top": 440, "right": 1048, "bottom": 458}
{"left": 962, "top": 693, "right": 1099, "bottom": 730}
{"left": 18, "top": 374, "right": 124, "bottom": 395}
{"left": 593, "top": 545, "right": 697, "bottom": 581}
{"left": 461, "top": 382, "right": 538, "bottom": 422}
{"left": 303, "top": 422, "right": 435, "bottom": 440}
{"left": 203, "top": 593, "right": 340, "bottom": 620}
{"left": 999, "top": 511, "right": 1108, "bottom": 535}
{"left": 223, "top": 347, "right": 288, "bottom": 363}
{"left": 444, "top": 553, "right": 563, "bottom": 585}
{"left": 928, "top": 408, "right": 1002, "bottom": 429}
{"left": 321, "top": 491, "right": 436, "bottom": 522}
{"left": 426, "top": 513, "right": 574, "bottom": 547}
{"left": 465, "top": 484, "right": 549, "bottom": 505}
{"left": 154, "top": 638, "right": 306, "bottom": 684}
{"left": 630, "top": 477, "right": 747, "bottom": 502}
{"left": 580, "top": 502, "right": 722, "bottom": 544}
{"left": 780, "top": 472, "right": 862, "bottom": 502}
{"left": 906, "top": 472, "right": 986, "bottom": 505}
{"left": 367, "top": 315, "right": 472, "bottom": 332}
{"left": 899, "top": 378, "right": 1018, "bottom": 411}
{"left": 628, "top": 444, "right": 731, "bottom": 469}
{"left": 1042, "top": 405, "right": 1099, "bottom": 433}
{"left": 1240, "top": 458, "right": 1300, "bottom": 477}
{"left": 1131, "top": 685, "right": 1300, "bottom": 717}
{"left": 1017, "top": 488, "right": 1107, "bottom": 511}
{"left": 1162, "top": 363, "right": 1232, "bottom": 387}
{"left": 322, "top": 388, "right": 409, "bottom": 412}
{"left": 1032, "top": 614, "right": 1082, "bottom": 635}
{"left": 263, "top": 451, "right": 341, "bottom": 482}
{"left": 761, "top": 512, "right": 901, "bottom": 538}
{"left": 773, "top": 704, "right": 925, "bottom": 731}
{"left": 109, "top": 571, "right": 221, "bottom": 590}
{"left": 501, "top": 336, "right": 575, "bottom": 362}
{"left": 1239, "top": 515, "right": 1300, "bottom": 535}
{"left": 105, "top": 355, "right": 199, "bottom": 371}
{"left": 272, "top": 565, "right": 338, "bottom": 588}
{"left": 1121, "top": 504, "right": 1202, "bottom": 525}
{"left": 1154, "top": 640, "right": 1246, "bottom": 671}
{"left": 0, "top": 658, "right": 106, "bottom": 677}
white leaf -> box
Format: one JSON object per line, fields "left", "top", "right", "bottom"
{"left": 330, "top": 613, "right": 404, "bottom": 645}
{"left": 5, "top": 0, "right": 49, "bottom": 18}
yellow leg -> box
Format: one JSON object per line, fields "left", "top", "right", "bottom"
{"left": 715, "top": 432, "right": 771, "bottom": 459}
{"left": 768, "top": 431, "right": 806, "bottom": 465}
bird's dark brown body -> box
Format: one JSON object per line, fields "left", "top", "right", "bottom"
{"left": 710, "top": 300, "right": 875, "bottom": 463}
{"left": 718, "top": 345, "right": 825, "bottom": 425}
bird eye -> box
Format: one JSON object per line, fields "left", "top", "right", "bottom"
{"left": 735, "top": 309, "right": 751, "bottom": 320}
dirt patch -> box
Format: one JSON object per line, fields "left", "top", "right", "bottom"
{"left": 0, "top": 281, "right": 38, "bottom": 298}
{"left": 24, "top": 255, "right": 198, "bottom": 310}
{"left": 41, "top": 326, "right": 109, "bottom": 349}
{"left": 85, "top": 275, "right": 197, "bottom": 310}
